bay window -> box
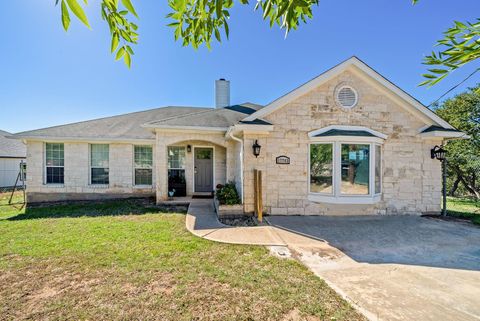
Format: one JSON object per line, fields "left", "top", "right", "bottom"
{"left": 308, "top": 126, "right": 386, "bottom": 204}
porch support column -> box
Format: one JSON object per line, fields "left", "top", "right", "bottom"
{"left": 225, "top": 140, "right": 235, "bottom": 182}
{"left": 156, "top": 134, "right": 168, "bottom": 202}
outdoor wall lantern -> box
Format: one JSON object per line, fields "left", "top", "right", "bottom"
{"left": 187, "top": 145, "right": 192, "bottom": 153}
{"left": 252, "top": 140, "right": 261, "bottom": 158}
{"left": 430, "top": 145, "right": 446, "bottom": 161}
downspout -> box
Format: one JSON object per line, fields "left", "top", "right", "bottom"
{"left": 227, "top": 126, "right": 244, "bottom": 204}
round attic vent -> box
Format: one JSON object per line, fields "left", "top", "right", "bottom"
{"left": 336, "top": 86, "right": 358, "bottom": 108}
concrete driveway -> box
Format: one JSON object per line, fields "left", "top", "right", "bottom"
{"left": 267, "top": 215, "right": 480, "bottom": 321}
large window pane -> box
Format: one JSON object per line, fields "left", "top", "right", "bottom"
{"left": 134, "top": 145, "right": 153, "bottom": 185}
{"left": 46, "top": 167, "right": 64, "bottom": 184}
{"left": 45, "top": 143, "right": 64, "bottom": 184}
{"left": 135, "top": 169, "right": 152, "bottom": 185}
{"left": 341, "top": 144, "right": 370, "bottom": 195}
{"left": 91, "top": 144, "right": 109, "bottom": 184}
{"left": 310, "top": 144, "right": 333, "bottom": 194}
{"left": 375, "top": 145, "right": 381, "bottom": 194}
{"left": 91, "top": 168, "right": 109, "bottom": 185}
{"left": 134, "top": 145, "right": 153, "bottom": 168}
{"left": 168, "top": 147, "right": 186, "bottom": 169}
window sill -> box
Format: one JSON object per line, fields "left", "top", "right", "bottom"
{"left": 44, "top": 184, "right": 64, "bottom": 188}
{"left": 134, "top": 185, "right": 153, "bottom": 189}
{"left": 88, "top": 184, "right": 109, "bottom": 188}
{"left": 308, "top": 194, "right": 381, "bottom": 205}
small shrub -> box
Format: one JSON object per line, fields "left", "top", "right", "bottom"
{"left": 216, "top": 182, "right": 241, "bottom": 205}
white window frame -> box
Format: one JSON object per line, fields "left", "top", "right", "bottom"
{"left": 133, "top": 145, "right": 153, "bottom": 187}
{"left": 308, "top": 126, "right": 386, "bottom": 204}
{"left": 89, "top": 143, "right": 109, "bottom": 186}
{"left": 44, "top": 142, "right": 65, "bottom": 185}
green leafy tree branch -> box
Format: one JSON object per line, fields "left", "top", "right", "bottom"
{"left": 57, "top": 0, "right": 478, "bottom": 85}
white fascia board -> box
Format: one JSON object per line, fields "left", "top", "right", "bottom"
{"left": 308, "top": 125, "right": 388, "bottom": 139}
{"left": 244, "top": 56, "right": 454, "bottom": 129}
{"left": 419, "top": 131, "right": 470, "bottom": 139}
{"left": 310, "top": 136, "right": 385, "bottom": 144}
{"left": 234, "top": 124, "right": 274, "bottom": 132}
{"left": 14, "top": 136, "right": 155, "bottom": 144}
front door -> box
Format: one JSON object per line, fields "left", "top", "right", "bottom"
{"left": 194, "top": 148, "right": 214, "bottom": 192}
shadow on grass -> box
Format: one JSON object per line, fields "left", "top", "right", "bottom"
{"left": 448, "top": 210, "right": 480, "bottom": 225}
{"left": 6, "top": 198, "right": 188, "bottom": 221}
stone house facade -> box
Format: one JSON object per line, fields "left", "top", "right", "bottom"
{"left": 11, "top": 57, "right": 465, "bottom": 215}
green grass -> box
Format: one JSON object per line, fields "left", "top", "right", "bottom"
{"left": 447, "top": 196, "right": 480, "bottom": 225}
{"left": 0, "top": 192, "right": 363, "bottom": 321}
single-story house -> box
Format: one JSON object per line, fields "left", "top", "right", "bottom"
{"left": 10, "top": 57, "right": 466, "bottom": 215}
{"left": 0, "top": 130, "right": 26, "bottom": 188}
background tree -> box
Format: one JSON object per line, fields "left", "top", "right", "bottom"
{"left": 433, "top": 84, "right": 480, "bottom": 198}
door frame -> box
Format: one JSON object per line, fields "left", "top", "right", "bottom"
{"left": 193, "top": 146, "right": 215, "bottom": 193}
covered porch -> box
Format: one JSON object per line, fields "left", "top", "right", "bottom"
{"left": 154, "top": 130, "right": 241, "bottom": 203}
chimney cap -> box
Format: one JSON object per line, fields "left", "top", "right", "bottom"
{"left": 219, "top": 78, "right": 226, "bottom": 81}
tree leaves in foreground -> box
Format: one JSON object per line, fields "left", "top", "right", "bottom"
{"left": 420, "top": 19, "right": 480, "bottom": 90}
{"left": 57, "top": 0, "right": 138, "bottom": 68}
{"left": 55, "top": 0, "right": 318, "bottom": 66}
{"left": 433, "top": 85, "right": 480, "bottom": 198}
{"left": 55, "top": 0, "right": 478, "bottom": 83}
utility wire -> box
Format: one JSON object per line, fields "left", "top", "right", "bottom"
{"left": 428, "top": 67, "right": 480, "bottom": 107}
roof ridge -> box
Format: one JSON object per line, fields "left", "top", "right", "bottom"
{"left": 12, "top": 106, "right": 210, "bottom": 137}
{"left": 145, "top": 108, "right": 218, "bottom": 125}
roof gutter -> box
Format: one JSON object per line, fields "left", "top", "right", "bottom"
{"left": 226, "top": 126, "right": 244, "bottom": 204}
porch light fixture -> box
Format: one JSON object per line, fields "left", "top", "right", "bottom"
{"left": 431, "top": 145, "right": 446, "bottom": 161}
{"left": 187, "top": 145, "right": 192, "bottom": 153}
{"left": 252, "top": 140, "right": 261, "bottom": 158}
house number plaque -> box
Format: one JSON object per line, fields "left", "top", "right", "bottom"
{"left": 276, "top": 156, "right": 290, "bottom": 164}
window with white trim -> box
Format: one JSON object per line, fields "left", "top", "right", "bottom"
{"left": 309, "top": 138, "right": 383, "bottom": 204}
{"left": 45, "top": 143, "right": 64, "bottom": 184}
{"left": 134, "top": 145, "right": 153, "bottom": 185}
{"left": 90, "top": 144, "right": 109, "bottom": 185}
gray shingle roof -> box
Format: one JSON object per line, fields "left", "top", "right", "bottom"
{"left": 11, "top": 106, "right": 212, "bottom": 141}
{"left": 313, "top": 129, "right": 376, "bottom": 137}
{"left": 421, "top": 125, "right": 462, "bottom": 133}
{"left": 0, "top": 130, "right": 26, "bottom": 158}
{"left": 144, "top": 104, "right": 266, "bottom": 128}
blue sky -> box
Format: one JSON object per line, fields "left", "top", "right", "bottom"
{"left": 1, "top": 0, "right": 479, "bottom": 133}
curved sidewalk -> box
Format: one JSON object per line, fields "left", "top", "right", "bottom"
{"left": 185, "top": 199, "right": 286, "bottom": 246}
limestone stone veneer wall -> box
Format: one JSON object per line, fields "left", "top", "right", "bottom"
{"left": 26, "top": 141, "right": 155, "bottom": 203}
{"left": 242, "top": 70, "right": 443, "bottom": 215}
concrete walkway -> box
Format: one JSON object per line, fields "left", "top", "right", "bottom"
{"left": 185, "top": 199, "right": 480, "bottom": 321}
{"left": 185, "top": 199, "right": 285, "bottom": 246}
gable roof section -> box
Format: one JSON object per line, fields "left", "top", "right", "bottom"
{"left": 243, "top": 56, "right": 454, "bottom": 129}
{"left": 11, "top": 107, "right": 211, "bottom": 141}
{"left": 0, "top": 130, "right": 26, "bottom": 158}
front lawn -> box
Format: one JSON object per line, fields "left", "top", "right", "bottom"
{"left": 0, "top": 192, "right": 363, "bottom": 320}
{"left": 447, "top": 197, "right": 480, "bottom": 225}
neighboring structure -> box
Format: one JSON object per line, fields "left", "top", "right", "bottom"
{"left": 0, "top": 130, "right": 26, "bottom": 188}
{"left": 10, "top": 57, "right": 466, "bottom": 214}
